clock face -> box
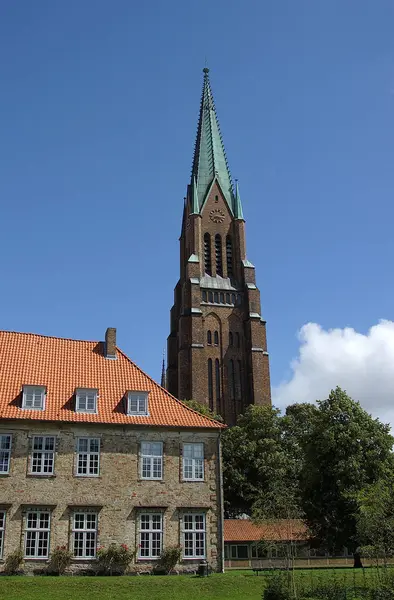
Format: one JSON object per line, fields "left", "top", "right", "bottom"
{"left": 209, "top": 208, "right": 225, "bottom": 223}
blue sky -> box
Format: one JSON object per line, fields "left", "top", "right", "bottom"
{"left": 1, "top": 1, "right": 394, "bottom": 402}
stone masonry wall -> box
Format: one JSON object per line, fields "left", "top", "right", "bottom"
{"left": 0, "top": 420, "right": 222, "bottom": 573}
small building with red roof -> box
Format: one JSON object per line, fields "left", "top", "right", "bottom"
{"left": 0, "top": 328, "right": 225, "bottom": 573}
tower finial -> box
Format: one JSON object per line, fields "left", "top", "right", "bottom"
{"left": 234, "top": 179, "right": 244, "bottom": 220}
{"left": 203, "top": 66, "right": 210, "bottom": 75}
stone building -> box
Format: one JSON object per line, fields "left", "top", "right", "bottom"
{"left": 167, "top": 69, "right": 271, "bottom": 425}
{"left": 0, "top": 328, "right": 224, "bottom": 573}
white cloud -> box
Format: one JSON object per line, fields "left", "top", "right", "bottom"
{"left": 273, "top": 320, "right": 394, "bottom": 428}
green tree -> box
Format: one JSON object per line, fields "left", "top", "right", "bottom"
{"left": 357, "top": 478, "right": 394, "bottom": 564}
{"left": 222, "top": 405, "right": 300, "bottom": 518}
{"left": 300, "top": 387, "right": 394, "bottom": 553}
{"left": 181, "top": 399, "right": 223, "bottom": 422}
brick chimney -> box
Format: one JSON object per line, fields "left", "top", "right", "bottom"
{"left": 105, "top": 327, "right": 117, "bottom": 359}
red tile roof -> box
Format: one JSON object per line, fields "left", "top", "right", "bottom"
{"left": 224, "top": 519, "right": 308, "bottom": 542}
{"left": 0, "top": 331, "right": 224, "bottom": 429}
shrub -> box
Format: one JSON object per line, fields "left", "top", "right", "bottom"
{"left": 312, "top": 581, "right": 348, "bottom": 600}
{"left": 263, "top": 571, "right": 294, "bottom": 600}
{"left": 369, "top": 588, "right": 394, "bottom": 600}
{"left": 48, "top": 545, "right": 73, "bottom": 575}
{"left": 96, "top": 543, "right": 135, "bottom": 575}
{"left": 4, "top": 548, "right": 23, "bottom": 575}
{"left": 156, "top": 546, "right": 182, "bottom": 574}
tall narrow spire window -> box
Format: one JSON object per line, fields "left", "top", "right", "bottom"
{"left": 215, "top": 359, "right": 220, "bottom": 401}
{"left": 236, "top": 332, "right": 240, "bottom": 348}
{"left": 214, "top": 331, "right": 219, "bottom": 346}
{"left": 207, "top": 331, "right": 212, "bottom": 346}
{"left": 208, "top": 359, "right": 213, "bottom": 410}
{"left": 229, "top": 332, "right": 233, "bottom": 347}
{"left": 215, "top": 235, "right": 223, "bottom": 276}
{"left": 231, "top": 360, "right": 236, "bottom": 400}
{"left": 226, "top": 236, "right": 233, "bottom": 277}
{"left": 237, "top": 360, "right": 242, "bottom": 401}
{"left": 204, "top": 233, "right": 212, "bottom": 275}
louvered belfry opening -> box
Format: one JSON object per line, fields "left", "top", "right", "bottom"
{"left": 215, "top": 234, "right": 222, "bottom": 276}
{"left": 204, "top": 233, "right": 212, "bottom": 275}
{"left": 226, "top": 235, "right": 233, "bottom": 277}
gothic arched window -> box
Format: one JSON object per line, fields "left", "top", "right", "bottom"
{"left": 229, "top": 332, "right": 233, "bottom": 347}
{"left": 214, "top": 331, "right": 219, "bottom": 346}
{"left": 207, "top": 330, "right": 212, "bottom": 345}
{"left": 231, "top": 360, "right": 236, "bottom": 400}
{"left": 215, "top": 234, "right": 223, "bottom": 276}
{"left": 237, "top": 360, "right": 242, "bottom": 400}
{"left": 236, "top": 332, "right": 240, "bottom": 348}
{"left": 215, "top": 359, "right": 220, "bottom": 401}
{"left": 204, "top": 233, "right": 212, "bottom": 275}
{"left": 208, "top": 359, "right": 213, "bottom": 409}
{"left": 229, "top": 359, "right": 236, "bottom": 400}
{"left": 226, "top": 235, "right": 233, "bottom": 277}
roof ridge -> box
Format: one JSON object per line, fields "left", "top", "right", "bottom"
{"left": 0, "top": 330, "right": 99, "bottom": 344}
{"left": 115, "top": 346, "right": 225, "bottom": 428}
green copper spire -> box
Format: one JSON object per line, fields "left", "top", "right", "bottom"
{"left": 191, "top": 68, "right": 234, "bottom": 212}
{"left": 233, "top": 179, "right": 244, "bottom": 220}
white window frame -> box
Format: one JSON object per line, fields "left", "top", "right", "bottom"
{"left": 0, "top": 434, "right": 12, "bottom": 474}
{"left": 24, "top": 510, "right": 51, "bottom": 559}
{"left": 0, "top": 511, "right": 5, "bottom": 558}
{"left": 138, "top": 512, "right": 163, "bottom": 559}
{"left": 76, "top": 438, "right": 100, "bottom": 477}
{"left": 75, "top": 389, "right": 97, "bottom": 413}
{"left": 72, "top": 511, "right": 98, "bottom": 559}
{"left": 127, "top": 391, "right": 148, "bottom": 416}
{"left": 22, "top": 386, "right": 46, "bottom": 410}
{"left": 182, "top": 443, "right": 204, "bottom": 481}
{"left": 182, "top": 513, "right": 206, "bottom": 559}
{"left": 140, "top": 442, "right": 163, "bottom": 480}
{"left": 30, "top": 436, "right": 55, "bottom": 475}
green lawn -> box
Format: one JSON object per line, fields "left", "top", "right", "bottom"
{"left": 0, "top": 571, "right": 263, "bottom": 600}
{"left": 0, "top": 568, "right": 386, "bottom": 600}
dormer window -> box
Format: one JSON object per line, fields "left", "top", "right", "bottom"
{"left": 22, "top": 386, "right": 46, "bottom": 410}
{"left": 127, "top": 391, "right": 148, "bottom": 416}
{"left": 76, "top": 389, "right": 97, "bottom": 413}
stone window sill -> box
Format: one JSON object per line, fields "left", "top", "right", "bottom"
{"left": 26, "top": 474, "right": 56, "bottom": 479}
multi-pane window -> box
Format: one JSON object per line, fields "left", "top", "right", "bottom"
{"left": 76, "top": 389, "right": 97, "bottom": 413}
{"left": 139, "top": 513, "right": 162, "bottom": 559}
{"left": 231, "top": 544, "right": 249, "bottom": 559}
{"left": 24, "top": 510, "right": 50, "bottom": 558}
{"left": 22, "top": 386, "right": 45, "bottom": 410}
{"left": 76, "top": 438, "right": 100, "bottom": 476}
{"left": 127, "top": 392, "right": 148, "bottom": 416}
{"left": 141, "top": 442, "right": 163, "bottom": 480}
{"left": 30, "top": 436, "right": 55, "bottom": 475}
{"left": 183, "top": 513, "right": 206, "bottom": 559}
{"left": 73, "top": 512, "right": 97, "bottom": 558}
{"left": 0, "top": 434, "right": 12, "bottom": 474}
{"left": 0, "top": 511, "right": 5, "bottom": 558}
{"left": 183, "top": 443, "right": 204, "bottom": 481}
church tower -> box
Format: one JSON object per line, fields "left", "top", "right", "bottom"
{"left": 166, "top": 68, "right": 271, "bottom": 425}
